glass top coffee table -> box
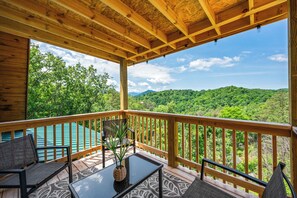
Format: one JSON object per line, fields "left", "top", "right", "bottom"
{"left": 69, "top": 153, "right": 163, "bottom": 198}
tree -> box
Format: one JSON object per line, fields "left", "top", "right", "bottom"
{"left": 28, "top": 44, "right": 117, "bottom": 119}
{"left": 219, "top": 106, "right": 250, "bottom": 120}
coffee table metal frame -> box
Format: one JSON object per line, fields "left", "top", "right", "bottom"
{"left": 69, "top": 153, "right": 163, "bottom": 198}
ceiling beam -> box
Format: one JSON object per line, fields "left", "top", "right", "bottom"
{"left": 148, "top": 0, "right": 196, "bottom": 43}
{"left": 51, "top": 0, "right": 151, "bottom": 49}
{"left": 0, "top": 4, "right": 128, "bottom": 59}
{"left": 3, "top": 0, "right": 138, "bottom": 55}
{"left": 128, "top": 0, "right": 286, "bottom": 61}
{"left": 100, "top": 0, "right": 176, "bottom": 49}
{"left": 132, "top": 15, "right": 287, "bottom": 65}
{"left": 198, "top": 0, "right": 221, "bottom": 35}
{"left": 0, "top": 16, "right": 121, "bottom": 63}
{"left": 217, "top": 0, "right": 286, "bottom": 26}
{"left": 248, "top": 0, "right": 255, "bottom": 25}
{"left": 0, "top": 0, "right": 287, "bottom": 64}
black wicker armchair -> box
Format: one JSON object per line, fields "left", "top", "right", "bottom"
{"left": 102, "top": 119, "right": 135, "bottom": 168}
{"left": 182, "top": 158, "right": 296, "bottom": 198}
{"left": 0, "top": 134, "right": 72, "bottom": 198}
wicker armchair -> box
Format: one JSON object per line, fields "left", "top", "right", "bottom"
{"left": 182, "top": 158, "right": 296, "bottom": 198}
{"left": 0, "top": 134, "right": 72, "bottom": 198}
{"left": 102, "top": 119, "right": 135, "bottom": 168}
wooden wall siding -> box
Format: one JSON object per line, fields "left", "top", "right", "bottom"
{"left": 0, "top": 31, "right": 29, "bottom": 122}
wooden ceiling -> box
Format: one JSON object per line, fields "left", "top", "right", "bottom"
{"left": 0, "top": 0, "right": 287, "bottom": 65}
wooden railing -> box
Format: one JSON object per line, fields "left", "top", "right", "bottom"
{"left": 0, "top": 110, "right": 123, "bottom": 161}
{"left": 0, "top": 110, "right": 293, "bottom": 195}
{"left": 126, "top": 111, "right": 169, "bottom": 159}
{"left": 125, "top": 110, "right": 292, "bottom": 196}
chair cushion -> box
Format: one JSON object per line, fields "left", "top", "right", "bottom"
{"left": 0, "top": 162, "right": 67, "bottom": 187}
{"left": 262, "top": 165, "right": 287, "bottom": 198}
{"left": 182, "top": 178, "right": 235, "bottom": 198}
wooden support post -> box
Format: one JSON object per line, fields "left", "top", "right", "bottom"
{"left": 289, "top": 0, "right": 297, "bottom": 192}
{"left": 168, "top": 118, "right": 178, "bottom": 167}
{"left": 120, "top": 58, "right": 128, "bottom": 110}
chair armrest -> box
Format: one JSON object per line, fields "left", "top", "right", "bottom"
{"left": 201, "top": 158, "right": 267, "bottom": 187}
{"left": 128, "top": 128, "right": 135, "bottom": 133}
{"left": 36, "top": 146, "right": 71, "bottom": 163}
{"left": 0, "top": 169, "right": 25, "bottom": 174}
{"left": 0, "top": 169, "right": 27, "bottom": 190}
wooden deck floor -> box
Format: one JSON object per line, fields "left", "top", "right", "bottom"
{"left": 0, "top": 149, "right": 256, "bottom": 198}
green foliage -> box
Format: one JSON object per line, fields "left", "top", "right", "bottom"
{"left": 102, "top": 122, "right": 130, "bottom": 167}
{"left": 219, "top": 106, "right": 249, "bottom": 120}
{"left": 28, "top": 44, "right": 119, "bottom": 119}
{"left": 133, "top": 86, "right": 288, "bottom": 123}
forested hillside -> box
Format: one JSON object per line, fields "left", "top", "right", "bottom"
{"left": 130, "top": 87, "right": 289, "bottom": 123}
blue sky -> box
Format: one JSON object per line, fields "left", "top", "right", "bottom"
{"left": 33, "top": 19, "right": 288, "bottom": 93}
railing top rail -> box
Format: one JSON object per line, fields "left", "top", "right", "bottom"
{"left": 124, "top": 110, "right": 292, "bottom": 136}
{"left": 0, "top": 110, "right": 124, "bottom": 131}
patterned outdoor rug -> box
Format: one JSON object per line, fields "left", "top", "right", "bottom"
{"left": 30, "top": 166, "right": 190, "bottom": 198}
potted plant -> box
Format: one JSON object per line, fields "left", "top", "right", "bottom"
{"left": 104, "top": 122, "right": 130, "bottom": 182}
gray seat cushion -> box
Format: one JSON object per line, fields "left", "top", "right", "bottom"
{"left": 0, "top": 162, "right": 67, "bottom": 187}
{"left": 182, "top": 178, "right": 235, "bottom": 198}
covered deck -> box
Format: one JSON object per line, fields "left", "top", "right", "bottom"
{"left": 0, "top": 110, "right": 293, "bottom": 197}
{"left": 0, "top": 0, "right": 297, "bottom": 197}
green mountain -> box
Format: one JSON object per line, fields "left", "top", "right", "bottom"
{"left": 129, "top": 90, "right": 155, "bottom": 96}
{"left": 132, "top": 86, "right": 288, "bottom": 123}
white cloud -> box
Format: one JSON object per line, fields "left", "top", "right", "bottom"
{"left": 128, "top": 80, "right": 136, "bottom": 87}
{"left": 129, "top": 63, "right": 175, "bottom": 84}
{"left": 212, "top": 71, "right": 273, "bottom": 77}
{"left": 33, "top": 40, "right": 119, "bottom": 77}
{"left": 107, "top": 79, "right": 117, "bottom": 86}
{"left": 138, "top": 82, "right": 150, "bottom": 86}
{"left": 177, "top": 58, "right": 186, "bottom": 62}
{"left": 241, "top": 51, "right": 252, "bottom": 54}
{"left": 189, "top": 56, "right": 240, "bottom": 71}
{"left": 129, "top": 82, "right": 152, "bottom": 92}
{"left": 268, "top": 54, "right": 288, "bottom": 62}
{"left": 178, "top": 66, "right": 187, "bottom": 72}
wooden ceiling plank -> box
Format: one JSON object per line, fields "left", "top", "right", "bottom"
{"left": 1, "top": 0, "right": 287, "bottom": 65}
{"left": 0, "top": 17, "right": 121, "bottom": 63}
{"left": 148, "top": 0, "right": 196, "bottom": 43}
{"left": 50, "top": 0, "right": 151, "bottom": 49}
{"left": 248, "top": 0, "right": 255, "bottom": 25}
{"left": 254, "top": 3, "right": 287, "bottom": 23}
{"left": 217, "top": 0, "right": 286, "bottom": 27}
{"left": 129, "top": 0, "right": 286, "bottom": 61}
{"left": 0, "top": 5, "right": 128, "bottom": 59}
{"left": 3, "top": 0, "right": 138, "bottom": 55}
{"left": 133, "top": 12, "right": 287, "bottom": 65}
{"left": 100, "top": 0, "right": 175, "bottom": 48}
{"left": 128, "top": 21, "right": 213, "bottom": 60}
{"left": 198, "top": 0, "right": 221, "bottom": 35}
